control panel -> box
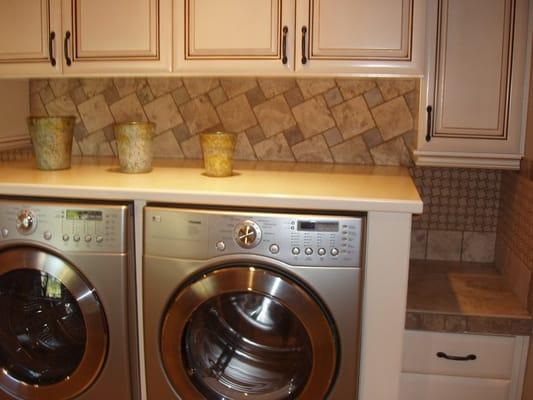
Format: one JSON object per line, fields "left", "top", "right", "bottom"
{"left": 0, "top": 200, "right": 128, "bottom": 253}
{"left": 145, "top": 207, "right": 363, "bottom": 268}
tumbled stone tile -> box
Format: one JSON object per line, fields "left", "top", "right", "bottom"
{"left": 296, "top": 78, "right": 336, "bottom": 99}
{"left": 336, "top": 79, "right": 376, "bottom": 100}
{"left": 217, "top": 95, "right": 257, "bottom": 133}
{"left": 292, "top": 135, "right": 333, "bottom": 163}
{"left": 284, "top": 87, "right": 305, "bottom": 107}
{"left": 113, "top": 78, "right": 145, "bottom": 97}
{"left": 426, "top": 230, "right": 463, "bottom": 261}
{"left": 74, "top": 122, "right": 88, "bottom": 140}
{"left": 402, "top": 130, "right": 417, "bottom": 150}
{"left": 292, "top": 97, "right": 335, "bottom": 138}
{"left": 137, "top": 85, "right": 154, "bottom": 105}
{"left": 144, "top": 94, "right": 183, "bottom": 134}
{"left": 410, "top": 229, "right": 427, "bottom": 260}
{"left": 462, "top": 232, "right": 497, "bottom": 263}
{"left": 377, "top": 79, "right": 417, "bottom": 100}
{"left": 234, "top": 132, "right": 257, "bottom": 161}
{"left": 147, "top": 78, "right": 183, "bottom": 97}
{"left": 258, "top": 78, "right": 296, "bottom": 98}
{"left": 77, "top": 130, "right": 113, "bottom": 156}
{"left": 330, "top": 136, "right": 373, "bottom": 164}
{"left": 172, "top": 123, "right": 191, "bottom": 143}
{"left": 245, "top": 87, "right": 266, "bottom": 108}
{"left": 183, "top": 78, "right": 219, "bottom": 98}
{"left": 70, "top": 87, "right": 87, "bottom": 105}
{"left": 30, "top": 94, "right": 47, "bottom": 117}
{"left": 208, "top": 87, "right": 228, "bottom": 107}
{"left": 364, "top": 87, "right": 384, "bottom": 108}
{"left": 103, "top": 125, "right": 115, "bottom": 141}
{"left": 254, "top": 95, "right": 295, "bottom": 137}
{"left": 331, "top": 96, "right": 374, "bottom": 139}
{"left": 404, "top": 90, "right": 419, "bottom": 118}
{"left": 49, "top": 79, "right": 80, "bottom": 97}
{"left": 220, "top": 78, "right": 257, "bottom": 98}
{"left": 245, "top": 125, "right": 266, "bottom": 145}
{"left": 81, "top": 78, "right": 113, "bottom": 97}
{"left": 46, "top": 95, "right": 80, "bottom": 122}
{"left": 253, "top": 134, "right": 294, "bottom": 162}
{"left": 30, "top": 79, "right": 49, "bottom": 94}
{"left": 284, "top": 126, "right": 304, "bottom": 146}
{"left": 181, "top": 135, "right": 202, "bottom": 159}
{"left": 102, "top": 86, "right": 120, "bottom": 105}
{"left": 109, "top": 94, "right": 147, "bottom": 123}
{"left": 179, "top": 95, "right": 220, "bottom": 135}
{"left": 323, "top": 127, "right": 343, "bottom": 147}
{"left": 39, "top": 86, "right": 55, "bottom": 104}
{"left": 153, "top": 130, "right": 184, "bottom": 158}
{"left": 370, "top": 137, "right": 411, "bottom": 166}
{"left": 172, "top": 87, "right": 190, "bottom": 107}
{"left": 362, "top": 128, "right": 384, "bottom": 148}
{"left": 323, "top": 87, "right": 343, "bottom": 107}
{"left": 371, "top": 97, "right": 414, "bottom": 140}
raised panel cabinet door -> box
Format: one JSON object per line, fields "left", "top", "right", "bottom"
{"left": 0, "top": 0, "right": 62, "bottom": 76}
{"left": 61, "top": 0, "right": 172, "bottom": 73}
{"left": 174, "top": 0, "right": 295, "bottom": 73}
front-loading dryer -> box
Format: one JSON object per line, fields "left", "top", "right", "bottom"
{"left": 0, "top": 198, "right": 139, "bottom": 400}
{"left": 143, "top": 206, "right": 364, "bottom": 400}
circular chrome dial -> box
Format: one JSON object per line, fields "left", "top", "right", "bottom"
{"left": 234, "top": 220, "right": 262, "bottom": 248}
{"left": 16, "top": 209, "right": 37, "bottom": 235}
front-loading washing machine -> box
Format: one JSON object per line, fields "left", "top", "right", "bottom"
{"left": 0, "top": 198, "right": 139, "bottom": 400}
{"left": 143, "top": 206, "right": 364, "bottom": 400}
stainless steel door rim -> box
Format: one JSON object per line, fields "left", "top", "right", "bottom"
{"left": 0, "top": 247, "right": 108, "bottom": 400}
{"left": 161, "top": 266, "right": 337, "bottom": 400}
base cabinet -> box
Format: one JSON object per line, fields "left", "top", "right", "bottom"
{"left": 400, "top": 330, "right": 529, "bottom": 400}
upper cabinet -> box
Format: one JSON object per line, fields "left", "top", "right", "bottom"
{"left": 414, "top": 0, "right": 530, "bottom": 169}
{"left": 0, "top": 0, "right": 171, "bottom": 77}
{"left": 295, "top": 0, "right": 426, "bottom": 75}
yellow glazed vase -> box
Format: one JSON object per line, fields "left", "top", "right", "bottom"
{"left": 114, "top": 122, "right": 155, "bottom": 173}
{"left": 27, "top": 116, "right": 75, "bottom": 170}
{"left": 200, "top": 132, "right": 237, "bottom": 177}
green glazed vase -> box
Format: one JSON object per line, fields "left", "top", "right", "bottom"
{"left": 115, "top": 122, "right": 155, "bottom": 173}
{"left": 27, "top": 116, "right": 75, "bottom": 170}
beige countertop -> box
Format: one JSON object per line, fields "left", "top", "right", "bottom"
{"left": 0, "top": 157, "right": 423, "bottom": 213}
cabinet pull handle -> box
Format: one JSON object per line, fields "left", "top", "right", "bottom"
{"left": 64, "top": 31, "right": 72, "bottom": 66}
{"left": 49, "top": 31, "right": 56, "bottom": 66}
{"left": 301, "top": 26, "right": 308, "bottom": 65}
{"left": 425, "top": 105, "right": 433, "bottom": 142}
{"left": 281, "top": 26, "right": 288, "bottom": 65}
{"left": 436, "top": 352, "right": 477, "bottom": 362}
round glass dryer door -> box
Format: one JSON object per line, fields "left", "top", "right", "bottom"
{"left": 161, "top": 266, "right": 338, "bottom": 400}
{"left": 0, "top": 247, "right": 108, "bottom": 400}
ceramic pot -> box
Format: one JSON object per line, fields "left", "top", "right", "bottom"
{"left": 114, "top": 122, "right": 155, "bottom": 174}
{"left": 27, "top": 116, "right": 75, "bottom": 170}
{"left": 200, "top": 132, "right": 237, "bottom": 177}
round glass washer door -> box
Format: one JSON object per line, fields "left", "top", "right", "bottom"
{"left": 0, "top": 247, "right": 108, "bottom": 400}
{"left": 161, "top": 266, "right": 338, "bottom": 400}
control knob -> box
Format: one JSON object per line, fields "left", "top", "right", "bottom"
{"left": 16, "top": 209, "right": 37, "bottom": 235}
{"left": 234, "top": 220, "right": 262, "bottom": 249}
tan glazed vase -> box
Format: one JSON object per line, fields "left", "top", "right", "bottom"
{"left": 200, "top": 132, "right": 237, "bottom": 177}
{"left": 115, "top": 122, "right": 155, "bottom": 173}
{"left": 27, "top": 116, "right": 75, "bottom": 170}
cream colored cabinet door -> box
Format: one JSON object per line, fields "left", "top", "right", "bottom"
{"left": 174, "top": 0, "right": 295, "bottom": 74}
{"left": 0, "top": 0, "right": 62, "bottom": 76}
{"left": 295, "top": 0, "right": 426, "bottom": 75}
{"left": 61, "top": 0, "right": 171, "bottom": 74}
{"left": 415, "top": 0, "right": 530, "bottom": 169}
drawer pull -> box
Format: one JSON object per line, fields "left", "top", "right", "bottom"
{"left": 436, "top": 351, "right": 477, "bottom": 362}
{"left": 282, "top": 26, "right": 288, "bottom": 65}
{"left": 64, "top": 31, "right": 72, "bottom": 66}
{"left": 425, "top": 105, "right": 433, "bottom": 142}
{"left": 301, "top": 26, "right": 308, "bottom": 64}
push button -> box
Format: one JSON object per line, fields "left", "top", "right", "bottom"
{"left": 317, "top": 248, "right": 326, "bottom": 256}
{"left": 330, "top": 248, "right": 339, "bottom": 256}
{"left": 96, "top": 236, "right": 104, "bottom": 243}
{"left": 1, "top": 228, "right": 8, "bottom": 238}
{"left": 291, "top": 247, "right": 300, "bottom": 255}
{"left": 305, "top": 248, "right": 313, "bottom": 256}
{"left": 85, "top": 235, "right": 92, "bottom": 242}
{"left": 73, "top": 234, "right": 81, "bottom": 242}
{"left": 269, "top": 244, "right": 280, "bottom": 254}
{"left": 43, "top": 231, "right": 52, "bottom": 241}
{"left": 62, "top": 234, "right": 70, "bottom": 242}
{"left": 216, "top": 241, "right": 226, "bottom": 252}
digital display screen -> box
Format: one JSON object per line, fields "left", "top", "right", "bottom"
{"left": 298, "top": 221, "right": 339, "bottom": 232}
{"left": 66, "top": 210, "right": 103, "bottom": 221}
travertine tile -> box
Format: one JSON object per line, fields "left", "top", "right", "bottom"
{"left": 30, "top": 79, "right": 49, "bottom": 94}
{"left": 323, "top": 127, "right": 343, "bottom": 147}
{"left": 77, "top": 130, "right": 113, "bottom": 156}
{"left": 292, "top": 97, "right": 335, "bottom": 138}
{"left": 46, "top": 95, "right": 80, "bottom": 122}
{"left": 462, "top": 232, "right": 496, "bottom": 263}
{"left": 70, "top": 87, "right": 88, "bottom": 105}
{"left": 144, "top": 94, "right": 183, "bottom": 134}
{"left": 147, "top": 78, "right": 182, "bottom": 97}
{"left": 103, "top": 125, "right": 114, "bottom": 141}
{"left": 377, "top": 79, "right": 417, "bottom": 101}
{"left": 208, "top": 87, "right": 228, "bottom": 107}
{"left": 179, "top": 95, "right": 220, "bottom": 135}
{"left": 172, "top": 87, "right": 190, "bottom": 107}
{"left": 182, "top": 78, "right": 219, "bottom": 98}
{"left": 404, "top": 90, "right": 419, "bottom": 118}
{"left": 330, "top": 136, "right": 373, "bottom": 164}
{"left": 109, "top": 94, "right": 147, "bottom": 123}
{"left": 292, "top": 135, "right": 333, "bottom": 163}
{"left": 81, "top": 78, "right": 113, "bottom": 97}
{"left": 323, "top": 87, "right": 343, "bottom": 107}
{"left": 258, "top": 78, "right": 296, "bottom": 98}
{"left": 254, "top": 95, "right": 295, "bottom": 137}
{"left": 113, "top": 78, "right": 146, "bottom": 97}
{"left": 362, "top": 128, "right": 384, "bottom": 148}
{"left": 297, "top": 78, "right": 336, "bottom": 99}
{"left": 426, "top": 230, "right": 463, "bottom": 261}
{"left": 254, "top": 134, "right": 294, "bottom": 162}
{"left": 402, "top": 130, "right": 417, "bottom": 151}
{"left": 364, "top": 87, "right": 384, "bottom": 108}
{"left": 39, "top": 86, "right": 55, "bottom": 104}
{"left": 245, "top": 125, "right": 266, "bottom": 145}
{"left": 284, "top": 87, "right": 305, "bottom": 107}
{"left": 73, "top": 122, "right": 88, "bottom": 140}
{"left": 78, "top": 95, "right": 114, "bottom": 133}
{"left": 284, "top": 126, "right": 304, "bottom": 146}
{"left": 102, "top": 86, "right": 120, "bottom": 105}
{"left": 172, "top": 124, "right": 191, "bottom": 143}
{"left": 336, "top": 79, "right": 376, "bottom": 100}
{"left": 370, "top": 137, "right": 411, "bottom": 166}
{"left": 30, "top": 94, "right": 47, "bottom": 117}
{"left": 217, "top": 95, "right": 257, "bottom": 133}
{"left": 137, "top": 85, "right": 154, "bottom": 105}
{"left": 234, "top": 132, "right": 257, "bottom": 161}
{"left": 181, "top": 135, "right": 202, "bottom": 159}
{"left": 245, "top": 87, "right": 266, "bottom": 108}
{"left": 371, "top": 97, "right": 414, "bottom": 140}
{"left": 410, "top": 229, "right": 427, "bottom": 260}
{"left": 49, "top": 79, "right": 79, "bottom": 97}
{"left": 331, "top": 96, "right": 375, "bottom": 140}
{"left": 220, "top": 78, "right": 257, "bottom": 98}
{"left": 153, "top": 130, "right": 184, "bottom": 158}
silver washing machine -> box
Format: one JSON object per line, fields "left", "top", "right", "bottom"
{"left": 0, "top": 198, "right": 139, "bottom": 400}
{"left": 143, "top": 206, "right": 364, "bottom": 400}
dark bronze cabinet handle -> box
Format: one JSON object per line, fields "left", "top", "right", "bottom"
{"left": 425, "top": 105, "right": 433, "bottom": 142}
{"left": 64, "top": 31, "right": 72, "bottom": 66}
{"left": 301, "top": 26, "right": 308, "bottom": 64}
{"left": 437, "top": 352, "right": 477, "bottom": 361}
{"left": 49, "top": 31, "right": 56, "bottom": 66}
{"left": 282, "top": 26, "right": 288, "bottom": 64}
